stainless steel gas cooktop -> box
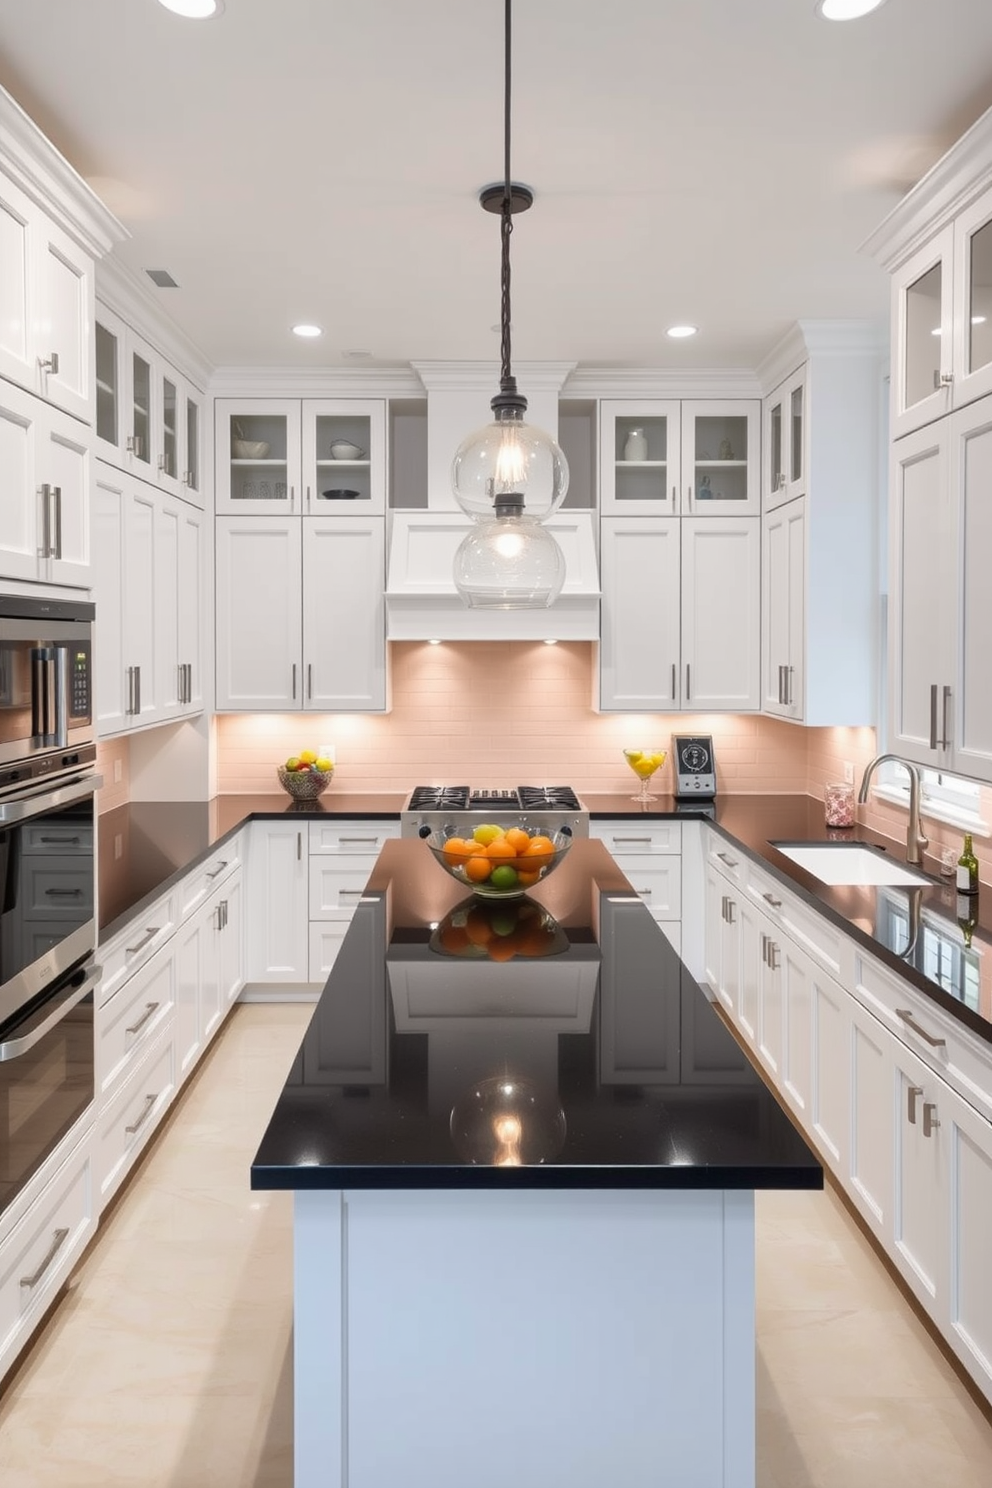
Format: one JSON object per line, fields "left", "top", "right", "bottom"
{"left": 401, "top": 785, "right": 588, "bottom": 837}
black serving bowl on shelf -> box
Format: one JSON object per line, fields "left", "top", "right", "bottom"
{"left": 320, "top": 489, "right": 360, "bottom": 500}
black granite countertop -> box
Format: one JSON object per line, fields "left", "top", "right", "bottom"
{"left": 97, "top": 789, "right": 991, "bottom": 1046}
{"left": 250, "top": 838, "right": 822, "bottom": 1192}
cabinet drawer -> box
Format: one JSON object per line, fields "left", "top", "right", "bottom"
{"left": 309, "top": 821, "right": 400, "bottom": 855}
{"left": 746, "top": 861, "right": 852, "bottom": 983}
{"left": 705, "top": 829, "right": 745, "bottom": 884}
{"left": 97, "top": 1029, "right": 176, "bottom": 1205}
{"left": 98, "top": 891, "right": 178, "bottom": 1007}
{"left": 21, "top": 822, "right": 94, "bottom": 856}
{"left": 611, "top": 857, "right": 682, "bottom": 919}
{"left": 592, "top": 820, "right": 681, "bottom": 855}
{"left": 0, "top": 1135, "right": 94, "bottom": 1375}
{"left": 854, "top": 950, "right": 992, "bottom": 1124}
{"left": 309, "top": 857, "right": 377, "bottom": 916}
{"left": 97, "top": 942, "right": 175, "bottom": 1099}
{"left": 179, "top": 838, "right": 242, "bottom": 921}
{"left": 22, "top": 860, "right": 94, "bottom": 916}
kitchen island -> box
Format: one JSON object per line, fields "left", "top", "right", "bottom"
{"left": 251, "top": 838, "right": 821, "bottom": 1488}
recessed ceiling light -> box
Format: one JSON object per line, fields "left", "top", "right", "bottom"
{"left": 667, "top": 325, "right": 698, "bottom": 339}
{"left": 343, "top": 349, "right": 373, "bottom": 359}
{"left": 815, "top": 0, "right": 887, "bottom": 19}
{"left": 292, "top": 324, "right": 323, "bottom": 338}
{"left": 157, "top": 0, "right": 225, "bottom": 17}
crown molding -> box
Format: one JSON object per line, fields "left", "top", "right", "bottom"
{"left": 756, "top": 319, "right": 887, "bottom": 395}
{"left": 411, "top": 360, "right": 576, "bottom": 394}
{"left": 861, "top": 104, "right": 992, "bottom": 271}
{"left": 0, "top": 85, "right": 126, "bottom": 257}
{"left": 210, "top": 364, "right": 426, "bottom": 398}
{"left": 560, "top": 365, "right": 762, "bottom": 398}
{"left": 96, "top": 255, "right": 214, "bottom": 390}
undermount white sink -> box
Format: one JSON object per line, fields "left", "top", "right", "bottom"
{"left": 770, "top": 842, "right": 932, "bottom": 888}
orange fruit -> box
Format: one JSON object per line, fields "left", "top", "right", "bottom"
{"left": 524, "top": 836, "right": 555, "bottom": 869}
{"left": 443, "top": 837, "right": 472, "bottom": 864}
{"left": 465, "top": 911, "right": 494, "bottom": 947}
{"left": 438, "top": 922, "right": 471, "bottom": 953}
{"left": 465, "top": 855, "right": 493, "bottom": 883}
{"left": 505, "top": 827, "right": 531, "bottom": 854}
{"left": 487, "top": 938, "right": 517, "bottom": 962}
{"left": 485, "top": 838, "right": 516, "bottom": 861}
{"left": 517, "top": 869, "right": 541, "bottom": 887}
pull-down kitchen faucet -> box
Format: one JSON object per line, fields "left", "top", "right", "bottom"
{"left": 857, "top": 754, "right": 929, "bottom": 866}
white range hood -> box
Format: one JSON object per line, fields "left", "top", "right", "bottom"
{"left": 386, "top": 362, "right": 600, "bottom": 641}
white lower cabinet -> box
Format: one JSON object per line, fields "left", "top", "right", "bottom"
{"left": 701, "top": 825, "right": 992, "bottom": 1406}
{"left": 590, "top": 819, "right": 681, "bottom": 953}
{"left": 96, "top": 1029, "right": 176, "bottom": 1207}
{"left": 176, "top": 862, "right": 243, "bottom": 1076}
{"left": 246, "top": 818, "right": 400, "bottom": 989}
{"left": 0, "top": 1123, "right": 95, "bottom": 1382}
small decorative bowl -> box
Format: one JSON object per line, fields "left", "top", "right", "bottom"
{"left": 277, "top": 765, "right": 333, "bottom": 801}
{"left": 232, "top": 438, "right": 270, "bottom": 459}
{"left": 329, "top": 440, "right": 365, "bottom": 460}
{"left": 424, "top": 825, "right": 572, "bottom": 900}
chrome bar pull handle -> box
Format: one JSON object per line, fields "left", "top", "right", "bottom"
{"left": 125, "top": 1093, "right": 157, "bottom": 1137}
{"left": 787, "top": 666, "right": 794, "bottom": 706}
{"left": 39, "top": 350, "right": 60, "bottom": 375}
{"left": 725, "top": 898, "right": 736, "bottom": 925}
{"left": 907, "top": 1084, "right": 924, "bottom": 1124}
{"left": 39, "top": 483, "right": 52, "bottom": 557}
{"left": 205, "top": 860, "right": 229, "bottom": 880}
{"left": 126, "top": 1002, "right": 160, "bottom": 1038}
{"left": 20, "top": 1227, "right": 69, "bottom": 1289}
{"left": 778, "top": 664, "right": 785, "bottom": 705}
{"left": 717, "top": 852, "right": 738, "bottom": 869}
{"left": 896, "top": 1009, "right": 946, "bottom": 1048}
{"left": 125, "top": 926, "right": 159, "bottom": 959}
{"left": 671, "top": 662, "right": 677, "bottom": 701}
{"left": 685, "top": 663, "right": 691, "bottom": 702}
{"left": 760, "top": 932, "right": 768, "bottom": 965}
{"left": 940, "top": 685, "right": 951, "bottom": 750}
{"left": 923, "top": 1101, "right": 940, "bottom": 1139}
{"left": 297, "top": 831, "right": 302, "bottom": 861}
{"left": 768, "top": 942, "right": 780, "bottom": 971}
{"left": 292, "top": 663, "right": 297, "bottom": 700}
{"left": 307, "top": 663, "right": 313, "bottom": 700}
{"left": 762, "top": 892, "right": 782, "bottom": 910}
{"left": 134, "top": 664, "right": 141, "bottom": 717}
{"left": 929, "top": 683, "right": 938, "bottom": 750}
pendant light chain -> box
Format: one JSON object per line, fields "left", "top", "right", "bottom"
{"left": 500, "top": 0, "right": 514, "bottom": 393}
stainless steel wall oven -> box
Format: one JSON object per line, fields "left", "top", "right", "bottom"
{"left": 0, "top": 595, "right": 100, "bottom": 1220}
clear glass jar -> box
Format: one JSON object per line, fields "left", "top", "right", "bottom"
{"left": 824, "top": 781, "right": 855, "bottom": 828}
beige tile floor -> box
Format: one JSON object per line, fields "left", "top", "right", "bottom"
{"left": 1, "top": 1002, "right": 991, "bottom": 1487}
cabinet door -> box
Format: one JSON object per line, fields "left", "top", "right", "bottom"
{"left": 943, "top": 1080, "right": 992, "bottom": 1402}
{"left": 779, "top": 938, "right": 812, "bottom": 1128}
{"left": 181, "top": 383, "right": 204, "bottom": 507}
{"left": 39, "top": 403, "right": 90, "bottom": 587}
{"left": 762, "top": 499, "right": 804, "bottom": 720}
{"left": 598, "top": 518, "right": 680, "bottom": 711}
{"left": 246, "top": 822, "right": 309, "bottom": 983}
{"left": 215, "top": 517, "right": 303, "bottom": 710}
{"left": 891, "top": 225, "right": 954, "bottom": 439}
{"left": 218, "top": 870, "right": 244, "bottom": 1009}
{"left": 736, "top": 894, "right": 763, "bottom": 1048}
{"left": 178, "top": 503, "right": 203, "bottom": 714}
{"left": 302, "top": 518, "right": 386, "bottom": 711}
{"left": 891, "top": 1038, "right": 945, "bottom": 1317}
{"left": 125, "top": 327, "right": 156, "bottom": 478}
{"left": 303, "top": 398, "right": 386, "bottom": 515}
{"left": 763, "top": 370, "right": 808, "bottom": 511}
{"left": 35, "top": 215, "right": 91, "bottom": 424}
{"left": 123, "top": 484, "right": 158, "bottom": 729}
{"left": 681, "top": 399, "right": 760, "bottom": 516}
{"left": 599, "top": 400, "right": 681, "bottom": 515}
{"left": 681, "top": 518, "right": 760, "bottom": 711}
{"left": 0, "top": 171, "right": 32, "bottom": 391}
{"left": 0, "top": 378, "right": 41, "bottom": 582}
{"left": 888, "top": 424, "right": 951, "bottom": 768}
{"left": 94, "top": 307, "right": 123, "bottom": 462}
{"left": 155, "top": 363, "right": 181, "bottom": 496}
{"left": 809, "top": 961, "right": 848, "bottom": 1177}
{"left": 92, "top": 470, "right": 127, "bottom": 734}
{"left": 951, "top": 184, "right": 992, "bottom": 409}
{"left": 847, "top": 998, "right": 894, "bottom": 1244}
{"left": 175, "top": 906, "right": 206, "bottom": 1079}
{"left": 154, "top": 496, "right": 183, "bottom": 720}
{"left": 948, "top": 396, "right": 992, "bottom": 782}
{"left": 215, "top": 399, "right": 302, "bottom": 514}
{"left": 756, "top": 919, "right": 783, "bottom": 1081}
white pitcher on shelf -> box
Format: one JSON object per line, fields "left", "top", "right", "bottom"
{"left": 623, "top": 427, "right": 648, "bottom": 461}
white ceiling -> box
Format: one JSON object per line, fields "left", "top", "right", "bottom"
{"left": 3, "top": 0, "right": 992, "bottom": 376}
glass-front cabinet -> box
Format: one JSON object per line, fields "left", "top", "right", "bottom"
{"left": 215, "top": 399, "right": 385, "bottom": 516}
{"left": 952, "top": 186, "right": 992, "bottom": 411}
{"left": 599, "top": 400, "right": 681, "bottom": 515}
{"left": 681, "top": 400, "right": 760, "bottom": 516}
{"left": 762, "top": 367, "right": 806, "bottom": 510}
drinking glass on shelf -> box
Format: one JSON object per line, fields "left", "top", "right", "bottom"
{"left": 623, "top": 748, "right": 667, "bottom": 803}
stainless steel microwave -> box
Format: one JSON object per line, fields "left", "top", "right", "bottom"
{"left": 0, "top": 595, "right": 94, "bottom": 786}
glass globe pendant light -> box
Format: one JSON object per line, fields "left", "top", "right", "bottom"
{"left": 452, "top": 0, "right": 569, "bottom": 609}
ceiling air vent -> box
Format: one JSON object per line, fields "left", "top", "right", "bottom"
{"left": 145, "top": 268, "right": 179, "bottom": 288}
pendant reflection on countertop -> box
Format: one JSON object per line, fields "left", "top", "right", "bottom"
{"left": 449, "top": 1075, "right": 566, "bottom": 1166}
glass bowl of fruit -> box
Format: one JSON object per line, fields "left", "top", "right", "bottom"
{"left": 424, "top": 823, "right": 571, "bottom": 900}
{"left": 277, "top": 750, "right": 334, "bottom": 801}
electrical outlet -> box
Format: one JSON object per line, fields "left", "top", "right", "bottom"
{"left": 842, "top": 761, "right": 855, "bottom": 785}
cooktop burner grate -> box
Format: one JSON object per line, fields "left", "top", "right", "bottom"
{"left": 407, "top": 785, "right": 582, "bottom": 812}
{"left": 517, "top": 785, "right": 582, "bottom": 810}
{"left": 407, "top": 786, "right": 470, "bottom": 810}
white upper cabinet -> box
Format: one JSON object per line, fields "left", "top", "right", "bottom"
{"left": 681, "top": 517, "right": 761, "bottom": 711}
{"left": 215, "top": 398, "right": 385, "bottom": 516}
{"left": 599, "top": 399, "right": 759, "bottom": 516}
{"left": 95, "top": 303, "right": 205, "bottom": 506}
{"left": 762, "top": 365, "right": 805, "bottom": 510}
{"left": 0, "top": 169, "right": 94, "bottom": 424}
{"left": 302, "top": 518, "right": 386, "bottom": 711}
{"left": 0, "top": 377, "right": 90, "bottom": 588}
{"left": 598, "top": 518, "right": 681, "bottom": 711}
{"left": 889, "top": 396, "right": 992, "bottom": 784}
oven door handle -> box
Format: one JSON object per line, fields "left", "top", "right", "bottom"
{"left": 0, "top": 772, "right": 103, "bottom": 826}
{"left": 0, "top": 962, "right": 102, "bottom": 1062}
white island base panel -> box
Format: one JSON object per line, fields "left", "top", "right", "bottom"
{"left": 293, "top": 1187, "right": 756, "bottom": 1488}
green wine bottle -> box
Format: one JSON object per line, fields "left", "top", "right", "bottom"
{"left": 956, "top": 833, "right": 979, "bottom": 896}
{"left": 957, "top": 893, "right": 978, "bottom": 948}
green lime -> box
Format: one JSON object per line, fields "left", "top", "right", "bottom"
{"left": 489, "top": 865, "right": 519, "bottom": 891}
{"left": 490, "top": 911, "right": 517, "bottom": 936}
